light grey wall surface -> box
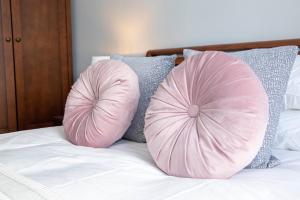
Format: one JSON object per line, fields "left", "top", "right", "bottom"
{"left": 72, "top": 0, "right": 300, "bottom": 78}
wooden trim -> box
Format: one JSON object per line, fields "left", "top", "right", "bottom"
{"left": 10, "top": 0, "right": 24, "bottom": 129}
{"left": 66, "top": 0, "right": 73, "bottom": 86}
{"left": 146, "top": 38, "right": 300, "bottom": 65}
{"left": 56, "top": 0, "right": 72, "bottom": 126}
{"left": 58, "top": 0, "right": 72, "bottom": 112}
{"left": 0, "top": 0, "right": 17, "bottom": 133}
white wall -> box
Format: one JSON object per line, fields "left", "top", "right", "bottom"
{"left": 72, "top": 0, "right": 300, "bottom": 78}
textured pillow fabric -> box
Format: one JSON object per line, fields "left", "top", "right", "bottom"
{"left": 111, "top": 55, "right": 177, "bottom": 142}
{"left": 285, "top": 55, "right": 300, "bottom": 109}
{"left": 63, "top": 60, "right": 140, "bottom": 148}
{"left": 145, "top": 51, "right": 269, "bottom": 179}
{"left": 184, "top": 46, "right": 299, "bottom": 168}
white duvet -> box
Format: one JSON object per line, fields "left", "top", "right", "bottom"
{"left": 0, "top": 126, "right": 300, "bottom": 200}
{"left": 0, "top": 164, "right": 56, "bottom": 200}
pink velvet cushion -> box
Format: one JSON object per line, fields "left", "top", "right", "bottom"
{"left": 144, "top": 51, "right": 269, "bottom": 179}
{"left": 63, "top": 60, "right": 140, "bottom": 148}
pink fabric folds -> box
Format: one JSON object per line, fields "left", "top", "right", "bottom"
{"left": 63, "top": 60, "right": 140, "bottom": 148}
{"left": 144, "top": 51, "right": 269, "bottom": 179}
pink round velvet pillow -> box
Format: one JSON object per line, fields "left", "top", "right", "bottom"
{"left": 63, "top": 60, "right": 140, "bottom": 148}
{"left": 144, "top": 51, "right": 269, "bottom": 179}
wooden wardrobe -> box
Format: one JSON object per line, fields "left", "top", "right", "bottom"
{"left": 0, "top": 0, "right": 72, "bottom": 133}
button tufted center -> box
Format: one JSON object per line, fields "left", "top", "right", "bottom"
{"left": 188, "top": 105, "right": 199, "bottom": 118}
{"left": 92, "top": 99, "right": 98, "bottom": 108}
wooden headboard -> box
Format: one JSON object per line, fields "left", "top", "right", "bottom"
{"left": 146, "top": 38, "right": 300, "bottom": 65}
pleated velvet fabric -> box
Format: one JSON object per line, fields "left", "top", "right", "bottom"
{"left": 144, "top": 51, "right": 269, "bottom": 179}
{"left": 63, "top": 60, "right": 140, "bottom": 148}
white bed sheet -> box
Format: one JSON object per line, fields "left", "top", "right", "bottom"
{"left": 0, "top": 126, "right": 300, "bottom": 200}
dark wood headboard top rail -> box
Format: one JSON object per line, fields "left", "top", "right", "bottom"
{"left": 146, "top": 38, "right": 300, "bottom": 65}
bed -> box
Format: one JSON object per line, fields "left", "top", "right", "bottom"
{"left": 0, "top": 126, "right": 300, "bottom": 200}
{"left": 1, "top": 39, "right": 300, "bottom": 200}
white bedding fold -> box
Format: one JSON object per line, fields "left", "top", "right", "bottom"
{"left": 0, "top": 164, "right": 57, "bottom": 200}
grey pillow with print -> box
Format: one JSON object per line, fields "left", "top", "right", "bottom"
{"left": 111, "top": 55, "right": 177, "bottom": 143}
{"left": 183, "top": 46, "right": 299, "bottom": 168}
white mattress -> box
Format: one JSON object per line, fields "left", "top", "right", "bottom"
{"left": 0, "top": 126, "right": 300, "bottom": 200}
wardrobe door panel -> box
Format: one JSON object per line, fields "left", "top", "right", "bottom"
{"left": 11, "top": 0, "right": 71, "bottom": 129}
{"left": 0, "top": 0, "right": 17, "bottom": 133}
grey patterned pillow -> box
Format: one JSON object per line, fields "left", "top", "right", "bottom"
{"left": 184, "top": 46, "right": 299, "bottom": 168}
{"left": 111, "top": 55, "right": 177, "bottom": 142}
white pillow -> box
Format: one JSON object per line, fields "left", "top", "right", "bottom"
{"left": 285, "top": 55, "right": 300, "bottom": 109}
{"left": 273, "top": 110, "right": 300, "bottom": 151}
{"left": 91, "top": 56, "right": 110, "bottom": 64}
